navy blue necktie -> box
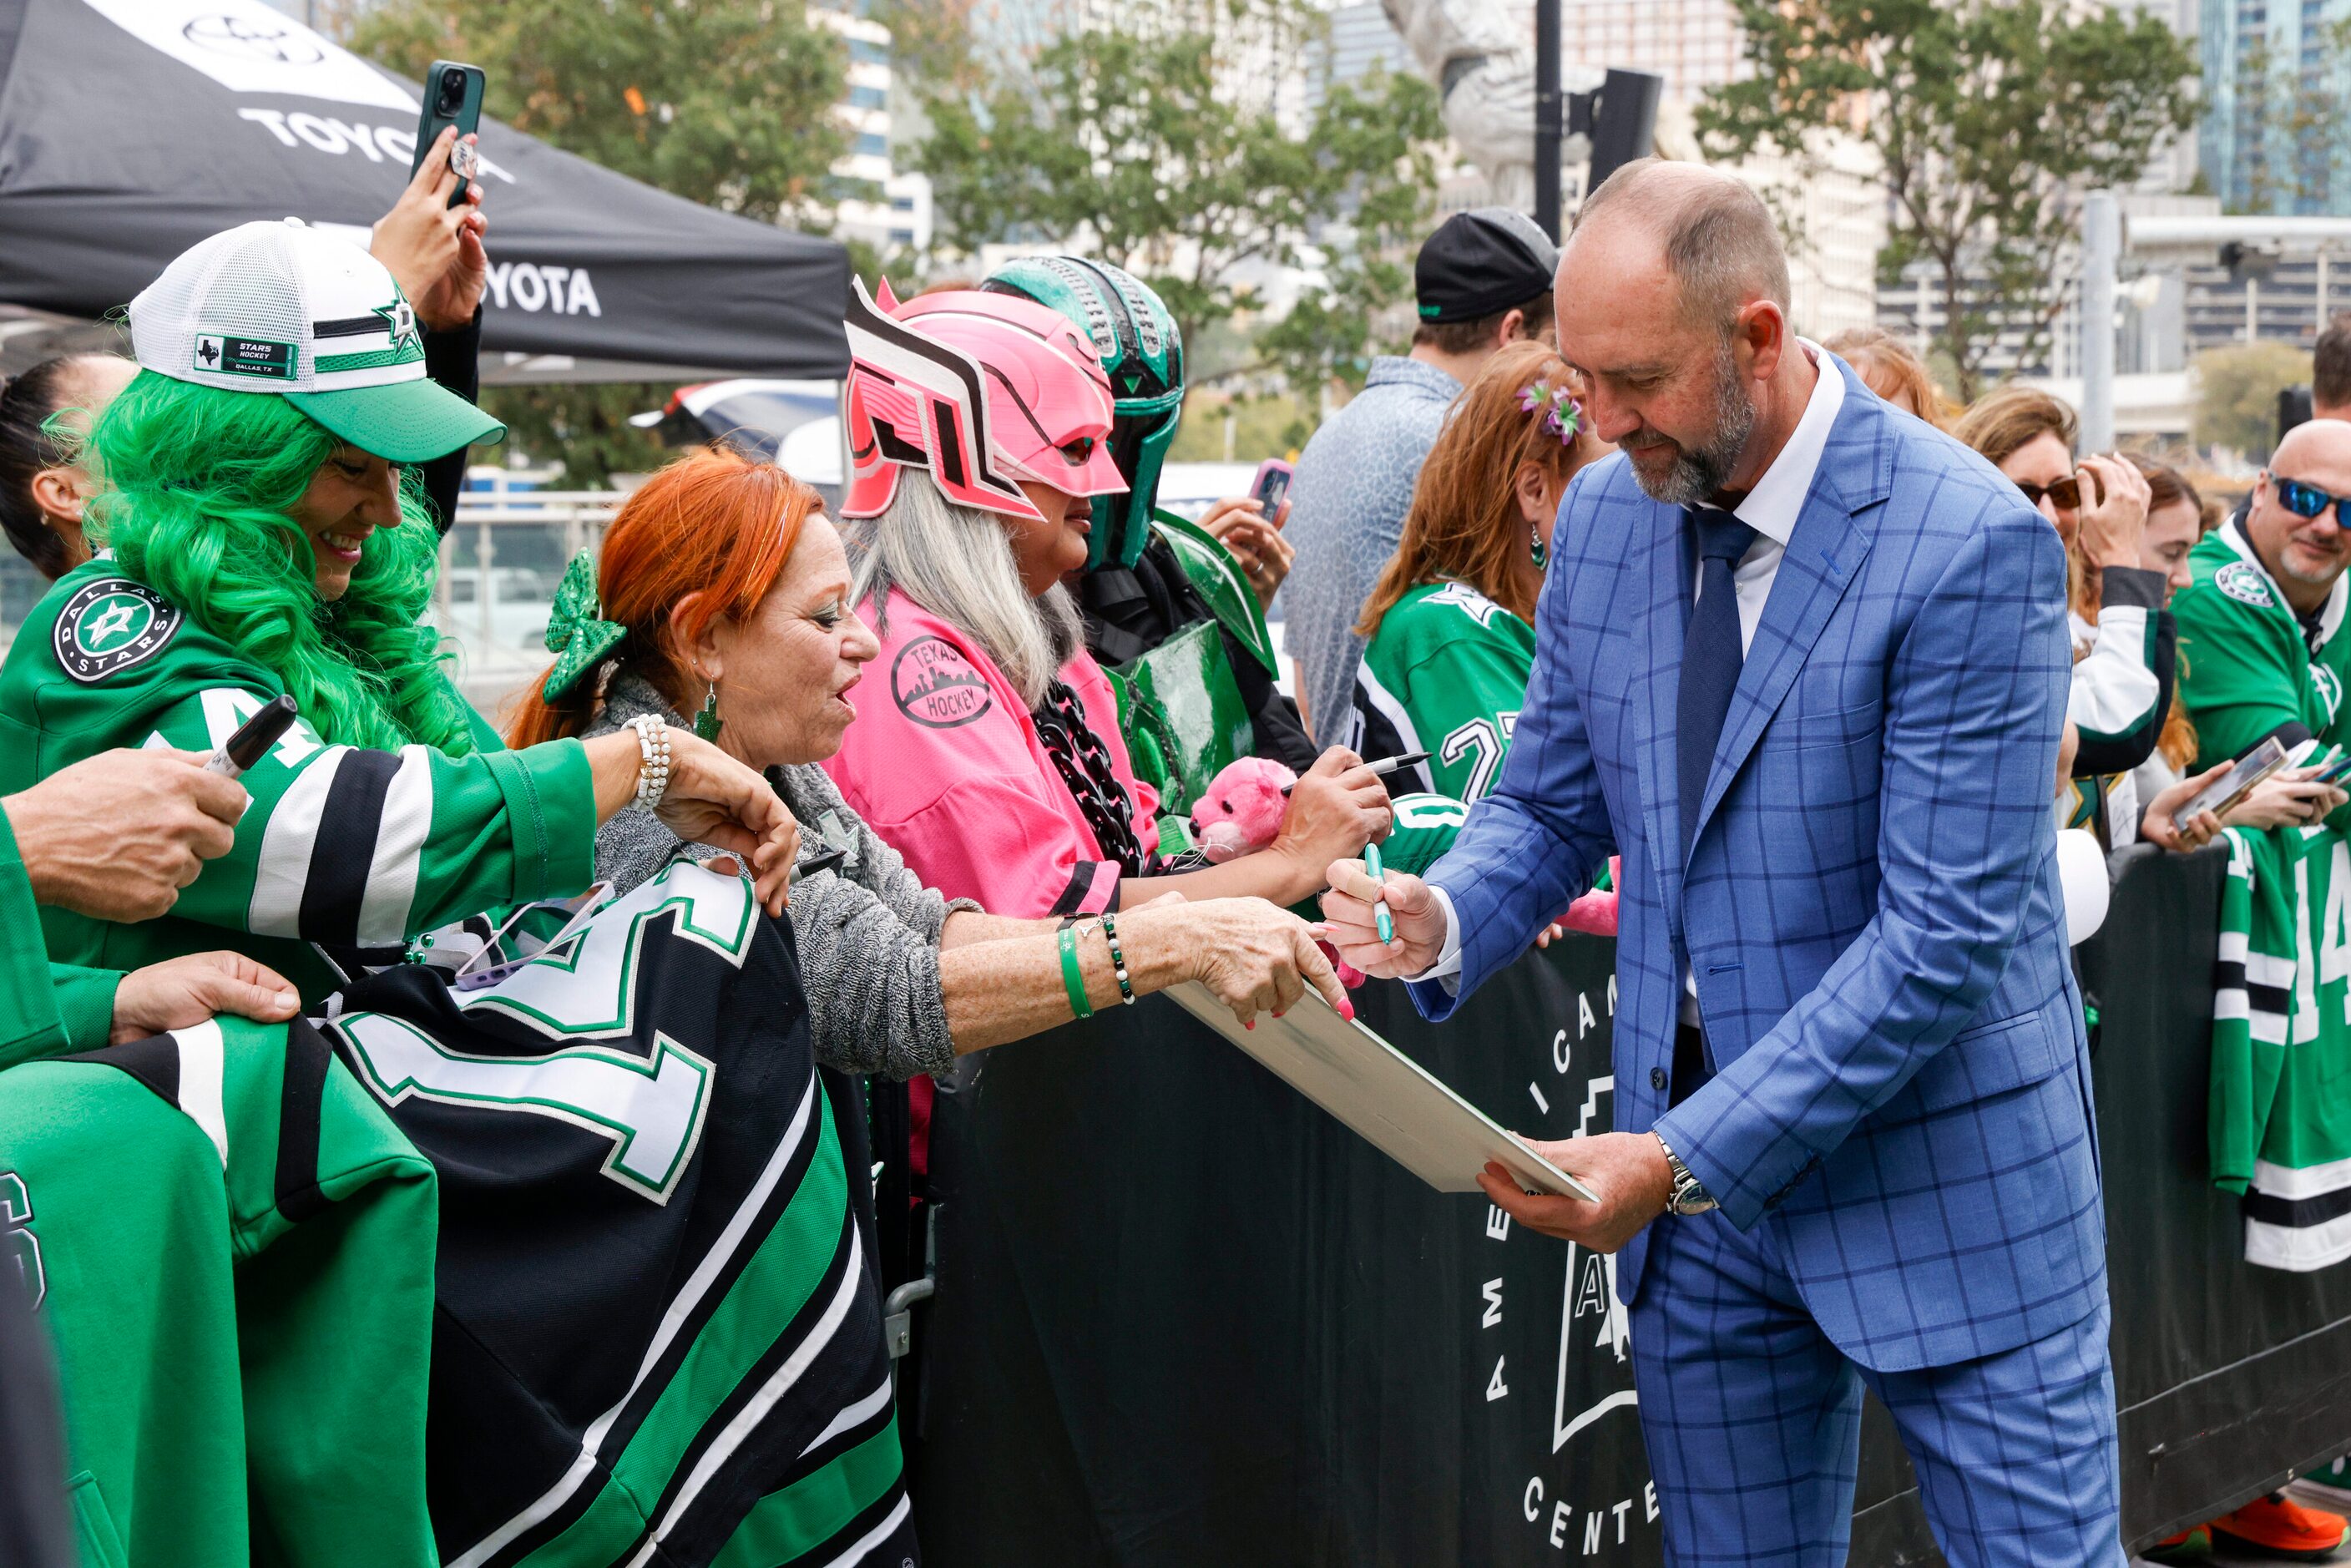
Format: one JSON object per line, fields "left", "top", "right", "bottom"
{"left": 1677, "top": 510, "right": 1757, "bottom": 857}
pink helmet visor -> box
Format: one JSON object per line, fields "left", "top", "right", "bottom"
{"left": 842, "top": 279, "right": 1127, "bottom": 524}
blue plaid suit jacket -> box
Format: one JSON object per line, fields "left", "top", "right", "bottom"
{"left": 1410, "top": 357, "right": 2106, "bottom": 1373}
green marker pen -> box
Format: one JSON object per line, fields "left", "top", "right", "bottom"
{"left": 1365, "top": 841, "right": 1393, "bottom": 944}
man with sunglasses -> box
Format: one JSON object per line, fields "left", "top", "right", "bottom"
{"left": 2168, "top": 419, "right": 2351, "bottom": 1557}
{"left": 2176, "top": 420, "right": 2351, "bottom": 791}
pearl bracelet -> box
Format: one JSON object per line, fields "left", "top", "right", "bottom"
{"left": 629, "top": 714, "right": 672, "bottom": 811}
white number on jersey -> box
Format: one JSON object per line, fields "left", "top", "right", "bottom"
{"left": 459, "top": 861, "right": 758, "bottom": 1039}
{"left": 337, "top": 1014, "right": 713, "bottom": 1203}
{"left": 1428, "top": 583, "right": 1507, "bottom": 629}
{"left": 0, "top": 1171, "right": 42, "bottom": 1311}
{"left": 334, "top": 862, "right": 756, "bottom": 1203}
{"left": 1440, "top": 711, "right": 1520, "bottom": 802}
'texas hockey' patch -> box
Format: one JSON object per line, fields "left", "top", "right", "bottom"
{"left": 53, "top": 579, "right": 181, "bottom": 684}
{"left": 2216, "top": 560, "right": 2276, "bottom": 609}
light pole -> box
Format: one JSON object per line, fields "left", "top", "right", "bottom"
{"left": 2081, "top": 190, "right": 2119, "bottom": 453}
{"left": 1535, "top": 0, "right": 1562, "bottom": 241}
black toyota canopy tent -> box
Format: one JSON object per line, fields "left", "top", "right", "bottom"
{"left": 0, "top": 0, "right": 848, "bottom": 382}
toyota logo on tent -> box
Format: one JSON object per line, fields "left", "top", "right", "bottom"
{"left": 179, "top": 13, "right": 324, "bottom": 67}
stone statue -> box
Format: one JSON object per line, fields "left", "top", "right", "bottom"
{"left": 1379, "top": 0, "right": 1538, "bottom": 208}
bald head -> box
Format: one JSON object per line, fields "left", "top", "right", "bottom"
{"left": 2272, "top": 417, "right": 2351, "bottom": 484}
{"left": 1569, "top": 159, "right": 1790, "bottom": 335}
{"left": 2247, "top": 418, "right": 2351, "bottom": 611}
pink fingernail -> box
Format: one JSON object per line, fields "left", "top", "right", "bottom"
{"left": 1337, "top": 998, "right": 1356, "bottom": 1021}
{"left": 1244, "top": 1019, "right": 1255, "bottom": 1031}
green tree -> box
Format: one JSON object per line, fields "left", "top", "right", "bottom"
{"left": 1696, "top": 0, "right": 2199, "bottom": 402}
{"left": 910, "top": 3, "right": 1442, "bottom": 397}
{"left": 352, "top": 0, "right": 847, "bottom": 221}
{"left": 2193, "top": 340, "right": 2311, "bottom": 458}
{"left": 351, "top": 0, "right": 852, "bottom": 483}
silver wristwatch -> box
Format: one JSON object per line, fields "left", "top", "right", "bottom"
{"left": 1654, "top": 1132, "right": 1718, "bottom": 1216}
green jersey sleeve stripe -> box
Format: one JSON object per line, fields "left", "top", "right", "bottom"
{"left": 250, "top": 743, "right": 354, "bottom": 938}
{"left": 355, "top": 747, "right": 435, "bottom": 947}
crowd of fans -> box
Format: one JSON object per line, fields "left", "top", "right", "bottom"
{"left": 3, "top": 141, "right": 2351, "bottom": 1562}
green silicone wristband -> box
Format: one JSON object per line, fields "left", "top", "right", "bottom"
{"left": 1059, "top": 923, "right": 1094, "bottom": 1020}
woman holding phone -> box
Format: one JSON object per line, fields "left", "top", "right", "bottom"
{"left": 0, "top": 220, "right": 796, "bottom": 1004}
{"left": 0, "top": 126, "right": 492, "bottom": 578}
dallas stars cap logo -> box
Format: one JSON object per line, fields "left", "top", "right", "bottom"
{"left": 372, "top": 292, "right": 419, "bottom": 357}
{"left": 53, "top": 579, "right": 183, "bottom": 684}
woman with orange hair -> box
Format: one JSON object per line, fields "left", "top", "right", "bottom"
{"left": 509, "top": 447, "right": 1350, "bottom": 1082}
{"left": 1345, "top": 341, "right": 1610, "bottom": 874}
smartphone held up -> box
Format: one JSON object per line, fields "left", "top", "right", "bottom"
{"left": 411, "top": 61, "right": 486, "bottom": 208}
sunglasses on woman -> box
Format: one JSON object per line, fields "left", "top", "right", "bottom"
{"left": 2013, "top": 469, "right": 2103, "bottom": 512}
{"left": 2273, "top": 475, "right": 2351, "bottom": 527}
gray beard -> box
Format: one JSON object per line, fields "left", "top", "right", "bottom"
{"left": 1627, "top": 341, "right": 1757, "bottom": 506}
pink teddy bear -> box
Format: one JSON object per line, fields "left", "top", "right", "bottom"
{"left": 1189, "top": 757, "right": 1370, "bottom": 990}
{"left": 1189, "top": 756, "right": 1297, "bottom": 863}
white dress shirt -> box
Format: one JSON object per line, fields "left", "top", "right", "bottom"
{"left": 1406, "top": 346, "right": 1847, "bottom": 989}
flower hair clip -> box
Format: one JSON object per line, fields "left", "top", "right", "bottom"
{"left": 1518, "top": 381, "right": 1582, "bottom": 445}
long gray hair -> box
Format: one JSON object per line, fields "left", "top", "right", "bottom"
{"left": 846, "top": 469, "right": 1084, "bottom": 708}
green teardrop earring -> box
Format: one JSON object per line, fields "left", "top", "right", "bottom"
{"left": 694, "top": 679, "right": 724, "bottom": 744}
{"left": 1530, "top": 524, "right": 1548, "bottom": 572}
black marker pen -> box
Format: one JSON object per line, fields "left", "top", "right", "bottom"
{"left": 205, "top": 695, "right": 299, "bottom": 780}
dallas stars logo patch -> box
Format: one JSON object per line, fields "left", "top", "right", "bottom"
{"left": 372, "top": 292, "right": 419, "bottom": 357}
{"left": 2217, "top": 561, "right": 2276, "bottom": 609}
{"left": 53, "top": 579, "right": 182, "bottom": 684}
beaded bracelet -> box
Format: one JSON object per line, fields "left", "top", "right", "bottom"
{"left": 1058, "top": 923, "right": 1094, "bottom": 1019}
{"left": 629, "top": 714, "right": 672, "bottom": 811}
{"left": 1099, "top": 911, "right": 1135, "bottom": 1004}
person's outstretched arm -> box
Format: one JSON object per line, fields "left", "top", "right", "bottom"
{"left": 1320, "top": 548, "right": 1615, "bottom": 1014}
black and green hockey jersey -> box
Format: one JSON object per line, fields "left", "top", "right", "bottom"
{"left": 1344, "top": 581, "right": 1535, "bottom": 877}
{"left": 2210, "top": 823, "right": 2351, "bottom": 1270}
{"left": 0, "top": 559, "right": 599, "bottom": 1004}
{"left": 0, "top": 1013, "right": 441, "bottom": 1568}
{"left": 327, "top": 858, "right": 913, "bottom": 1568}
{"left": 2175, "top": 518, "right": 2351, "bottom": 787}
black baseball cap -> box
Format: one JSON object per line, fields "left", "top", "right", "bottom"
{"left": 1414, "top": 208, "right": 1561, "bottom": 323}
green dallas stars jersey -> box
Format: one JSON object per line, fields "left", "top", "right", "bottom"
{"left": 2210, "top": 823, "right": 2351, "bottom": 1270}
{"left": 1344, "top": 581, "right": 1535, "bottom": 876}
{"left": 2174, "top": 518, "right": 2351, "bottom": 781}
{"left": 0, "top": 559, "right": 598, "bottom": 1004}
{"left": 0, "top": 1014, "right": 439, "bottom": 1568}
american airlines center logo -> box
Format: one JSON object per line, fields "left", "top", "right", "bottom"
{"left": 1478, "top": 965, "right": 1659, "bottom": 1559}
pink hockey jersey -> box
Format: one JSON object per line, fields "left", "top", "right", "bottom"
{"left": 823, "top": 588, "right": 1160, "bottom": 918}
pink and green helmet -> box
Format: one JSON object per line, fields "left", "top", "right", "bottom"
{"left": 841, "top": 277, "right": 1127, "bottom": 527}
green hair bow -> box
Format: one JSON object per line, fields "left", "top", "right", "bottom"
{"left": 541, "top": 552, "right": 627, "bottom": 700}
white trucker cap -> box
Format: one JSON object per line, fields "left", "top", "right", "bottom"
{"left": 129, "top": 218, "right": 504, "bottom": 464}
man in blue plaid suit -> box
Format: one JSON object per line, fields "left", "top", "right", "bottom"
{"left": 1323, "top": 161, "right": 2115, "bottom": 1565}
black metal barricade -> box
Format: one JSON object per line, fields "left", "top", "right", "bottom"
{"left": 898, "top": 843, "right": 2351, "bottom": 1565}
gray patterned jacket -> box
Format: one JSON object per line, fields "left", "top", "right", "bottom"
{"left": 587, "top": 673, "right": 978, "bottom": 1079}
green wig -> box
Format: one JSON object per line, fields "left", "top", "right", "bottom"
{"left": 83, "top": 370, "right": 472, "bottom": 755}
